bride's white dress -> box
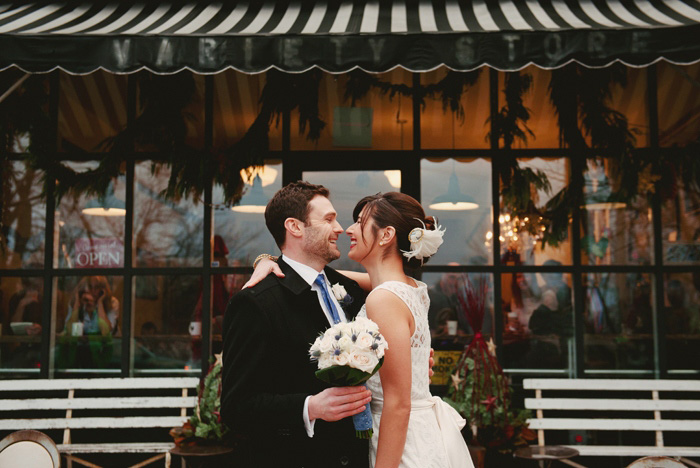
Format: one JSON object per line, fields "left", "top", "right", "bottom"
{"left": 358, "top": 280, "right": 475, "bottom": 468}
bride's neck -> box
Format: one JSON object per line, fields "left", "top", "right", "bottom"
{"left": 365, "top": 252, "right": 407, "bottom": 289}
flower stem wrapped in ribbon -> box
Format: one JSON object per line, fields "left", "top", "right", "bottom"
{"left": 309, "top": 316, "right": 388, "bottom": 438}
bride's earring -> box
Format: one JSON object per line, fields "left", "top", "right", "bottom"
{"left": 379, "top": 241, "right": 384, "bottom": 246}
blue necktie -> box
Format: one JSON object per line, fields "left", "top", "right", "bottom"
{"left": 314, "top": 274, "right": 341, "bottom": 324}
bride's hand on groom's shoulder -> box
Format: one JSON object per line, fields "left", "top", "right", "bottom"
{"left": 242, "top": 258, "right": 284, "bottom": 289}
{"left": 308, "top": 386, "right": 372, "bottom": 422}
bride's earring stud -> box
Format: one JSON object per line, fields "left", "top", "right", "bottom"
{"left": 379, "top": 241, "right": 384, "bottom": 246}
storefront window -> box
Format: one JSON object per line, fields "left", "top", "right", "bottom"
{"left": 665, "top": 273, "right": 700, "bottom": 373}
{"left": 132, "top": 275, "right": 200, "bottom": 374}
{"left": 583, "top": 272, "right": 655, "bottom": 372}
{"left": 135, "top": 72, "right": 205, "bottom": 151}
{"left": 54, "top": 162, "right": 125, "bottom": 269}
{"left": 291, "top": 69, "right": 414, "bottom": 151}
{"left": 581, "top": 160, "right": 653, "bottom": 266}
{"left": 52, "top": 275, "right": 123, "bottom": 375}
{"left": 213, "top": 71, "right": 282, "bottom": 151}
{"left": 662, "top": 173, "right": 700, "bottom": 265}
{"left": 501, "top": 271, "right": 573, "bottom": 371}
{"left": 58, "top": 71, "right": 127, "bottom": 152}
{"left": 134, "top": 162, "right": 203, "bottom": 268}
{"left": 303, "top": 170, "right": 396, "bottom": 271}
{"left": 609, "top": 67, "right": 649, "bottom": 148}
{"left": 657, "top": 62, "right": 700, "bottom": 147}
{"left": 421, "top": 158, "right": 492, "bottom": 266}
{"left": 213, "top": 163, "right": 282, "bottom": 267}
{"left": 1, "top": 161, "right": 46, "bottom": 269}
{"left": 421, "top": 68, "right": 490, "bottom": 149}
{"left": 500, "top": 158, "right": 572, "bottom": 265}
{"left": 0, "top": 276, "right": 43, "bottom": 374}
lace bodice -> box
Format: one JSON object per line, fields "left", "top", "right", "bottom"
{"left": 357, "top": 279, "right": 432, "bottom": 402}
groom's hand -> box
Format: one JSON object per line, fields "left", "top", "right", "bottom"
{"left": 308, "top": 386, "right": 372, "bottom": 422}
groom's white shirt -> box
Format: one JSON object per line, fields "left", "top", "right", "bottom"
{"left": 281, "top": 254, "right": 348, "bottom": 437}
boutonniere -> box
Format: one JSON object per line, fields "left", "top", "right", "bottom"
{"left": 331, "top": 283, "right": 353, "bottom": 308}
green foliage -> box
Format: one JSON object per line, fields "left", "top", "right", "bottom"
{"left": 188, "top": 361, "right": 229, "bottom": 443}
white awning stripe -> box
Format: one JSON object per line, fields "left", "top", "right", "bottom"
{"left": 0, "top": 0, "right": 697, "bottom": 36}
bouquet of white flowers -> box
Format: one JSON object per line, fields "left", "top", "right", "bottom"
{"left": 309, "top": 316, "right": 388, "bottom": 438}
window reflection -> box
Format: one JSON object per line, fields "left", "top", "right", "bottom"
{"left": 500, "top": 158, "right": 572, "bottom": 265}
{"left": 133, "top": 275, "right": 200, "bottom": 374}
{"left": 583, "top": 273, "right": 654, "bottom": 372}
{"left": 1, "top": 161, "right": 46, "bottom": 269}
{"left": 1, "top": 276, "right": 43, "bottom": 373}
{"left": 134, "top": 163, "right": 203, "bottom": 268}
{"left": 421, "top": 158, "right": 492, "bottom": 266}
{"left": 581, "top": 160, "right": 653, "bottom": 266}
{"left": 214, "top": 163, "right": 282, "bottom": 267}
{"left": 55, "top": 162, "right": 125, "bottom": 269}
{"left": 665, "top": 274, "right": 700, "bottom": 372}
{"left": 53, "top": 276, "right": 122, "bottom": 374}
{"left": 663, "top": 173, "right": 700, "bottom": 265}
{"left": 502, "top": 271, "right": 573, "bottom": 370}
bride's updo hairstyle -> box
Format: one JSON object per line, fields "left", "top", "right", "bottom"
{"left": 352, "top": 192, "right": 438, "bottom": 269}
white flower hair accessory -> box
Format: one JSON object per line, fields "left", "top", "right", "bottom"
{"left": 401, "top": 218, "right": 445, "bottom": 264}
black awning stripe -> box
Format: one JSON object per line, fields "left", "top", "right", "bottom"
{"left": 6, "top": 4, "right": 75, "bottom": 33}
{"left": 375, "top": 1, "right": 393, "bottom": 33}
{"left": 116, "top": 3, "right": 175, "bottom": 35}
{"left": 0, "top": 4, "right": 39, "bottom": 25}
{"left": 512, "top": 1, "right": 548, "bottom": 30}
{"left": 618, "top": 0, "right": 666, "bottom": 25}
{"left": 573, "top": 0, "right": 626, "bottom": 27}
{"left": 498, "top": 0, "right": 535, "bottom": 30}
{"left": 192, "top": 3, "right": 235, "bottom": 35}
{"left": 20, "top": 3, "right": 93, "bottom": 34}
{"left": 146, "top": 4, "right": 198, "bottom": 34}
{"left": 51, "top": 4, "right": 120, "bottom": 34}
{"left": 405, "top": 0, "right": 423, "bottom": 34}
{"left": 430, "top": 0, "right": 454, "bottom": 34}
{"left": 654, "top": 0, "right": 700, "bottom": 24}
{"left": 238, "top": 1, "right": 276, "bottom": 34}
{"left": 472, "top": 0, "right": 500, "bottom": 31}
{"left": 416, "top": 0, "right": 438, "bottom": 32}
{"left": 523, "top": 0, "right": 564, "bottom": 29}
{"left": 632, "top": 0, "right": 685, "bottom": 26}
{"left": 299, "top": 1, "right": 328, "bottom": 34}
{"left": 0, "top": 5, "right": 12, "bottom": 15}
{"left": 563, "top": 0, "right": 615, "bottom": 28}
{"left": 590, "top": 0, "right": 641, "bottom": 27}
{"left": 537, "top": 0, "right": 577, "bottom": 30}
{"left": 164, "top": 3, "right": 219, "bottom": 35}
{"left": 207, "top": 3, "right": 249, "bottom": 35}
{"left": 329, "top": 1, "right": 354, "bottom": 34}
{"left": 549, "top": 0, "right": 593, "bottom": 28}
{"left": 85, "top": 4, "right": 147, "bottom": 34}
{"left": 315, "top": 1, "right": 342, "bottom": 34}
{"left": 287, "top": 1, "right": 317, "bottom": 34}
{"left": 228, "top": 2, "right": 264, "bottom": 34}
{"left": 0, "top": 3, "right": 61, "bottom": 31}
{"left": 444, "top": 0, "right": 470, "bottom": 31}
{"left": 459, "top": 1, "right": 486, "bottom": 31}
{"left": 262, "top": 1, "right": 301, "bottom": 35}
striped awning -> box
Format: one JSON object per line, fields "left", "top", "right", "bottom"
{"left": 1, "top": 1, "right": 699, "bottom": 74}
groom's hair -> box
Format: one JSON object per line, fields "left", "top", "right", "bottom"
{"left": 265, "top": 181, "right": 330, "bottom": 248}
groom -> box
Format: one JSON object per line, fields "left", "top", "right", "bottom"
{"left": 221, "top": 181, "right": 372, "bottom": 468}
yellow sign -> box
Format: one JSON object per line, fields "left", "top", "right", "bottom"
{"left": 431, "top": 350, "right": 463, "bottom": 386}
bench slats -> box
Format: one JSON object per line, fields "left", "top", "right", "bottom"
{"left": 523, "top": 378, "right": 700, "bottom": 392}
{"left": 0, "top": 397, "right": 197, "bottom": 411}
{"left": 0, "top": 416, "right": 187, "bottom": 430}
{"left": 57, "top": 443, "right": 175, "bottom": 454}
{"left": 524, "top": 398, "right": 700, "bottom": 412}
{"left": 0, "top": 377, "right": 200, "bottom": 391}
{"left": 568, "top": 445, "right": 700, "bottom": 457}
{"left": 527, "top": 418, "right": 700, "bottom": 431}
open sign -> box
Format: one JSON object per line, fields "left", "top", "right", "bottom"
{"left": 74, "top": 238, "right": 124, "bottom": 268}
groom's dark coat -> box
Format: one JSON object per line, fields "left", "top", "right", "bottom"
{"left": 221, "top": 258, "right": 369, "bottom": 468}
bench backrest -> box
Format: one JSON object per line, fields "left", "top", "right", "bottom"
{"left": 0, "top": 378, "right": 199, "bottom": 441}
{"left": 523, "top": 379, "right": 700, "bottom": 448}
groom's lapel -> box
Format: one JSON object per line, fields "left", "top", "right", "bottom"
{"left": 277, "top": 258, "right": 329, "bottom": 332}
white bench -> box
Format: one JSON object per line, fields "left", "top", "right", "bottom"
{"left": 0, "top": 377, "right": 199, "bottom": 468}
{"left": 523, "top": 379, "right": 700, "bottom": 467}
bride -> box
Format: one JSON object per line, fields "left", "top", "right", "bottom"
{"left": 251, "top": 191, "right": 474, "bottom": 468}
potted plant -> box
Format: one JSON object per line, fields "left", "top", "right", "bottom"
{"left": 443, "top": 275, "right": 535, "bottom": 468}
{"left": 170, "top": 354, "right": 237, "bottom": 467}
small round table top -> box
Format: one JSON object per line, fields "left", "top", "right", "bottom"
{"left": 169, "top": 444, "right": 235, "bottom": 457}
{"left": 514, "top": 445, "right": 580, "bottom": 460}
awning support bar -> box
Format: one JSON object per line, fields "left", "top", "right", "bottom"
{"left": 0, "top": 73, "right": 29, "bottom": 105}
